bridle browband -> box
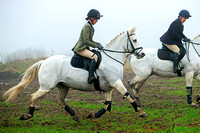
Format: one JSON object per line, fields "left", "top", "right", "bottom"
{"left": 102, "top": 31, "right": 143, "bottom": 66}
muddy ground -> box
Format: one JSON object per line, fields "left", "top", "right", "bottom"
{"left": 0, "top": 70, "right": 199, "bottom": 132}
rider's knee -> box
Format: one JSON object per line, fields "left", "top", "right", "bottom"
{"left": 92, "top": 54, "right": 98, "bottom": 62}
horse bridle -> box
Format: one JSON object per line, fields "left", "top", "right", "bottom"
{"left": 102, "top": 31, "right": 143, "bottom": 66}
{"left": 185, "top": 41, "right": 200, "bottom": 62}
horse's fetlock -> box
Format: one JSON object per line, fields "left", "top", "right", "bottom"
{"left": 95, "top": 108, "right": 106, "bottom": 118}
{"left": 187, "top": 95, "right": 192, "bottom": 104}
{"left": 104, "top": 101, "right": 112, "bottom": 112}
{"left": 65, "top": 105, "right": 75, "bottom": 116}
{"left": 131, "top": 101, "right": 139, "bottom": 112}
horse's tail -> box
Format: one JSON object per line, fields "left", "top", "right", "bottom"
{"left": 3, "top": 60, "right": 43, "bottom": 102}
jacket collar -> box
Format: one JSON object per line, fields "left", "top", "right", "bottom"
{"left": 176, "top": 18, "right": 183, "bottom": 25}
{"left": 87, "top": 21, "right": 95, "bottom": 32}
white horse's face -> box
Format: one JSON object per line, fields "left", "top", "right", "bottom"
{"left": 127, "top": 28, "right": 145, "bottom": 58}
{"left": 129, "top": 33, "right": 140, "bottom": 50}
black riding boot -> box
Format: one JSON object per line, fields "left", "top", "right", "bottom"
{"left": 88, "top": 59, "right": 97, "bottom": 84}
{"left": 173, "top": 52, "right": 180, "bottom": 73}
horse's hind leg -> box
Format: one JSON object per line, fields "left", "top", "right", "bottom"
{"left": 128, "top": 76, "right": 149, "bottom": 99}
{"left": 87, "top": 90, "right": 113, "bottom": 119}
{"left": 55, "top": 84, "right": 80, "bottom": 122}
{"left": 55, "top": 83, "right": 69, "bottom": 108}
{"left": 20, "top": 89, "right": 51, "bottom": 120}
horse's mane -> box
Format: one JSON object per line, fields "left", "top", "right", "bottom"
{"left": 192, "top": 34, "right": 200, "bottom": 41}
{"left": 105, "top": 27, "right": 136, "bottom": 48}
{"left": 105, "top": 31, "right": 125, "bottom": 48}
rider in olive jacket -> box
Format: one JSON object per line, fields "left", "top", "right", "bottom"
{"left": 72, "top": 9, "right": 103, "bottom": 84}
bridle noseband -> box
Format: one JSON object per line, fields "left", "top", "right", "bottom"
{"left": 102, "top": 31, "right": 143, "bottom": 66}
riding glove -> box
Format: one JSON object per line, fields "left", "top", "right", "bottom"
{"left": 97, "top": 43, "right": 104, "bottom": 50}
{"left": 183, "top": 38, "right": 190, "bottom": 42}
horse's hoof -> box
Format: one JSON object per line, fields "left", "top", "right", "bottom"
{"left": 73, "top": 115, "right": 80, "bottom": 122}
{"left": 20, "top": 114, "right": 33, "bottom": 120}
{"left": 87, "top": 112, "right": 95, "bottom": 118}
{"left": 140, "top": 113, "right": 148, "bottom": 118}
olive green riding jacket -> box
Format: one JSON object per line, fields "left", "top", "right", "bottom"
{"left": 72, "top": 22, "right": 99, "bottom": 52}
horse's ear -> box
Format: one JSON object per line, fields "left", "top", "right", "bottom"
{"left": 129, "top": 27, "right": 136, "bottom": 34}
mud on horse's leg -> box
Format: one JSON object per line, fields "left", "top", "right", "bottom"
{"left": 113, "top": 79, "right": 148, "bottom": 117}
{"left": 20, "top": 90, "right": 50, "bottom": 120}
{"left": 55, "top": 85, "right": 80, "bottom": 122}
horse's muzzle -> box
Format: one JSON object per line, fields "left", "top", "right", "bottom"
{"left": 136, "top": 52, "right": 145, "bottom": 59}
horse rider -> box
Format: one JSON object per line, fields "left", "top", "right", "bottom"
{"left": 72, "top": 9, "right": 104, "bottom": 84}
{"left": 160, "top": 9, "right": 191, "bottom": 73}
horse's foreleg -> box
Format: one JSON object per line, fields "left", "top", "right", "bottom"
{"left": 185, "top": 72, "right": 199, "bottom": 107}
{"left": 87, "top": 90, "right": 113, "bottom": 119}
{"left": 113, "top": 79, "right": 147, "bottom": 117}
{"left": 20, "top": 89, "right": 50, "bottom": 120}
{"left": 128, "top": 76, "right": 148, "bottom": 98}
{"left": 194, "top": 74, "right": 200, "bottom": 103}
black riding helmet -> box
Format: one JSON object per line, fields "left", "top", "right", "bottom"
{"left": 87, "top": 9, "right": 103, "bottom": 20}
{"left": 179, "top": 10, "right": 191, "bottom": 19}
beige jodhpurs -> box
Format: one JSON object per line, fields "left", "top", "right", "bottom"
{"left": 163, "top": 43, "right": 180, "bottom": 55}
{"left": 76, "top": 49, "right": 98, "bottom": 62}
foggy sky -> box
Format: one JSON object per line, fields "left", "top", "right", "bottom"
{"left": 0, "top": 0, "right": 200, "bottom": 55}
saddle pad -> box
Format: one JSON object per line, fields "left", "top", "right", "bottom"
{"left": 70, "top": 54, "right": 89, "bottom": 69}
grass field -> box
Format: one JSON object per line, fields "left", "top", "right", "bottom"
{"left": 0, "top": 60, "right": 200, "bottom": 132}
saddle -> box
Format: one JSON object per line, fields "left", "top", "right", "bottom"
{"left": 70, "top": 50, "right": 104, "bottom": 92}
{"left": 157, "top": 44, "right": 186, "bottom": 76}
{"left": 71, "top": 50, "right": 102, "bottom": 70}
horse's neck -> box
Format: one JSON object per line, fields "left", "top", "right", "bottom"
{"left": 103, "top": 33, "right": 127, "bottom": 64}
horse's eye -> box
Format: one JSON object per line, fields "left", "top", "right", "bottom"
{"left": 133, "top": 39, "right": 137, "bottom": 42}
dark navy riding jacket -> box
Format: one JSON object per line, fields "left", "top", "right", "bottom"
{"left": 160, "top": 19, "right": 186, "bottom": 47}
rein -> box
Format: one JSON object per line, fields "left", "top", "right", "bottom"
{"left": 102, "top": 31, "right": 143, "bottom": 66}
{"left": 185, "top": 41, "right": 200, "bottom": 62}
